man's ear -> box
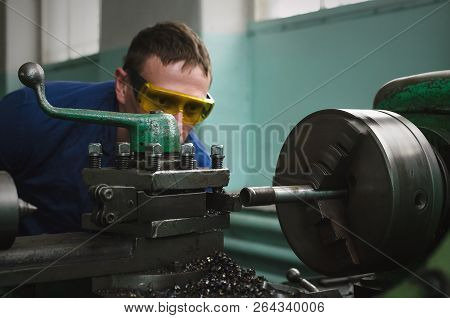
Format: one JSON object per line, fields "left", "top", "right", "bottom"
{"left": 115, "top": 67, "right": 129, "bottom": 105}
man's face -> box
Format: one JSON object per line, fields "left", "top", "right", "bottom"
{"left": 116, "top": 56, "right": 211, "bottom": 143}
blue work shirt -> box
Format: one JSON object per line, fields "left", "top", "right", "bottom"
{"left": 0, "top": 81, "right": 211, "bottom": 235}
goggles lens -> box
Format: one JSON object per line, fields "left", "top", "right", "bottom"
{"left": 132, "top": 77, "right": 214, "bottom": 126}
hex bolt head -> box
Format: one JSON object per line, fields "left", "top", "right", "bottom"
{"left": 115, "top": 142, "right": 131, "bottom": 169}
{"left": 88, "top": 143, "right": 103, "bottom": 168}
{"left": 88, "top": 143, "right": 102, "bottom": 156}
{"left": 181, "top": 143, "right": 195, "bottom": 156}
{"left": 116, "top": 142, "right": 131, "bottom": 156}
{"left": 211, "top": 144, "right": 225, "bottom": 169}
{"left": 146, "top": 143, "right": 163, "bottom": 171}
{"left": 180, "top": 143, "right": 195, "bottom": 170}
{"left": 147, "top": 143, "right": 163, "bottom": 155}
{"left": 211, "top": 145, "right": 224, "bottom": 157}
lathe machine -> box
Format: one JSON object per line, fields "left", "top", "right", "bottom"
{"left": 0, "top": 63, "right": 448, "bottom": 297}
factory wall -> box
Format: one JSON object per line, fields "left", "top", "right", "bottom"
{"left": 97, "top": 0, "right": 202, "bottom": 83}
{"left": 197, "top": 0, "right": 254, "bottom": 189}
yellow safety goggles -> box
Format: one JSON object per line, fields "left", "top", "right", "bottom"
{"left": 127, "top": 68, "right": 214, "bottom": 125}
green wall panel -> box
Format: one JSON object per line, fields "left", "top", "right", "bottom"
{"left": 198, "top": 33, "right": 252, "bottom": 190}
{"left": 98, "top": 47, "right": 127, "bottom": 82}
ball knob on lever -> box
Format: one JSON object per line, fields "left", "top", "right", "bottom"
{"left": 18, "top": 62, "right": 45, "bottom": 88}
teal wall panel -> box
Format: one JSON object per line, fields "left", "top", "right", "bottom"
{"left": 198, "top": 33, "right": 252, "bottom": 190}
{"left": 98, "top": 48, "right": 127, "bottom": 82}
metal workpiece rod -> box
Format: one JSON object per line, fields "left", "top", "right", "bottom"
{"left": 239, "top": 186, "right": 347, "bottom": 207}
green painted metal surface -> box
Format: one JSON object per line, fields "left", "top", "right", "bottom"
{"left": 374, "top": 73, "right": 450, "bottom": 115}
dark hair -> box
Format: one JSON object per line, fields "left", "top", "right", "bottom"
{"left": 123, "top": 22, "right": 211, "bottom": 77}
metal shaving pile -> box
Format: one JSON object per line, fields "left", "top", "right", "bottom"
{"left": 97, "top": 252, "right": 274, "bottom": 298}
{"left": 162, "top": 252, "right": 273, "bottom": 297}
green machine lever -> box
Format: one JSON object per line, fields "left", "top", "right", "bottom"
{"left": 17, "top": 62, "right": 181, "bottom": 154}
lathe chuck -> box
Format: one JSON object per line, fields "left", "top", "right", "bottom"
{"left": 274, "top": 109, "right": 446, "bottom": 275}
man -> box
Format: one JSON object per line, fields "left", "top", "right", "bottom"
{"left": 0, "top": 22, "right": 214, "bottom": 235}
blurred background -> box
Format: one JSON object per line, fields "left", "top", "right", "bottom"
{"left": 1, "top": 0, "right": 449, "bottom": 282}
